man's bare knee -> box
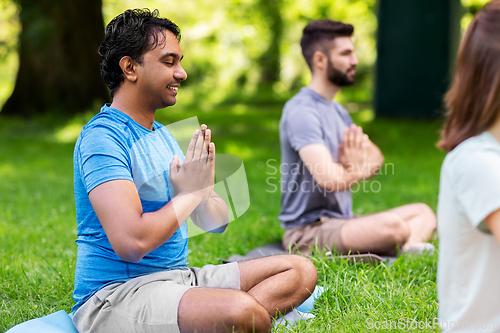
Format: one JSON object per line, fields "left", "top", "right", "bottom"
{"left": 381, "top": 216, "right": 411, "bottom": 245}
{"left": 416, "top": 203, "right": 437, "bottom": 230}
{"left": 229, "top": 293, "right": 271, "bottom": 333}
{"left": 289, "top": 255, "right": 317, "bottom": 295}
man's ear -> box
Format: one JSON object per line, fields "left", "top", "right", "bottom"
{"left": 312, "top": 50, "right": 327, "bottom": 72}
{"left": 119, "top": 56, "right": 138, "bottom": 82}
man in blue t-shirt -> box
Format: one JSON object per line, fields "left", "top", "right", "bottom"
{"left": 280, "top": 19, "right": 437, "bottom": 256}
{"left": 72, "top": 9, "right": 317, "bottom": 333}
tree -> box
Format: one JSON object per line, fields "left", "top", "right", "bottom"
{"left": 1, "top": 0, "right": 109, "bottom": 117}
{"left": 257, "top": 0, "right": 283, "bottom": 86}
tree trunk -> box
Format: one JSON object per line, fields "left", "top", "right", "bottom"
{"left": 258, "top": 0, "right": 283, "bottom": 86}
{"left": 1, "top": 0, "right": 109, "bottom": 117}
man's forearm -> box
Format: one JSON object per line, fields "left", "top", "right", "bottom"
{"left": 313, "top": 162, "right": 364, "bottom": 192}
{"left": 90, "top": 181, "right": 204, "bottom": 264}
{"left": 299, "top": 142, "right": 375, "bottom": 193}
{"left": 128, "top": 192, "right": 202, "bottom": 260}
{"left": 365, "top": 142, "right": 384, "bottom": 178}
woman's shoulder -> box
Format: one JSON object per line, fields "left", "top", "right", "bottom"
{"left": 449, "top": 132, "right": 499, "bottom": 157}
{"left": 443, "top": 132, "right": 500, "bottom": 174}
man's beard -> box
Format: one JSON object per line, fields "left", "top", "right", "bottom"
{"left": 327, "top": 60, "right": 356, "bottom": 86}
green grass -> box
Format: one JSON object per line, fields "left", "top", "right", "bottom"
{"left": 0, "top": 104, "right": 446, "bottom": 332}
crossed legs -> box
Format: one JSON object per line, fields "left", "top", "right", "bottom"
{"left": 178, "top": 255, "right": 317, "bottom": 333}
{"left": 284, "top": 203, "right": 436, "bottom": 256}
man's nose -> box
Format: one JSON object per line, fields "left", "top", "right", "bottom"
{"left": 175, "top": 65, "right": 187, "bottom": 81}
{"left": 351, "top": 54, "right": 359, "bottom": 66}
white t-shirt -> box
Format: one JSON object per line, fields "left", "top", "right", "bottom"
{"left": 437, "top": 131, "right": 500, "bottom": 332}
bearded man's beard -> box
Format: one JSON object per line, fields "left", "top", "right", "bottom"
{"left": 327, "top": 61, "right": 356, "bottom": 86}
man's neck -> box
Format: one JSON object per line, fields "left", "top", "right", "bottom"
{"left": 110, "top": 89, "right": 156, "bottom": 131}
{"left": 307, "top": 75, "right": 341, "bottom": 102}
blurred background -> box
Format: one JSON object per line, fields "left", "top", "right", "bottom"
{"left": 0, "top": 0, "right": 491, "bottom": 120}
{"left": 0, "top": 2, "right": 491, "bottom": 328}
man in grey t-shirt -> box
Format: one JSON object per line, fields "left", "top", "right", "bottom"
{"left": 280, "top": 19, "right": 436, "bottom": 256}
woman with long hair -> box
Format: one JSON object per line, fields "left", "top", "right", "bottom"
{"left": 437, "top": 1, "right": 500, "bottom": 331}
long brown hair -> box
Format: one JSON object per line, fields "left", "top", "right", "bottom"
{"left": 437, "top": 0, "right": 500, "bottom": 152}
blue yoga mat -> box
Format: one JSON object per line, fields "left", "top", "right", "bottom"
{"left": 296, "top": 285, "right": 324, "bottom": 313}
{"left": 6, "top": 310, "right": 78, "bottom": 333}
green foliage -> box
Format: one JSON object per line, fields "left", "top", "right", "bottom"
{"left": 0, "top": 0, "right": 379, "bottom": 111}
{"left": 0, "top": 104, "right": 445, "bottom": 331}
{"left": 107, "top": 0, "right": 378, "bottom": 105}
{"left": 460, "top": 0, "right": 490, "bottom": 33}
{"left": 0, "top": 0, "right": 20, "bottom": 108}
{"left": 2, "top": 0, "right": 491, "bottom": 112}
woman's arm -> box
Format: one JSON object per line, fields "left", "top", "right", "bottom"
{"left": 485, "top": 208, "right": 500, "bottom": 242}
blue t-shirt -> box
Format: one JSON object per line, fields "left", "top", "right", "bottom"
{"left": 72, "top": 104, "right": 189, "bottom": 313}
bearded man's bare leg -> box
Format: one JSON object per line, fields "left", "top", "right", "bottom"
{"left": 387, "top": 203, "right": 436, "bottom": 250}
{"left": 338, "top": 203, "right": 436, "bottom": 256}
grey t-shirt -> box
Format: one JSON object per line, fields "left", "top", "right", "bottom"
{"left": 279, "top": 87, "right": 354, "bottom": 229}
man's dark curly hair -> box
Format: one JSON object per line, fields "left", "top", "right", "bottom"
{"left": 98, "top": 9, "right": 181, "bottom": 96}
{"left": 300, "top": 19, "right": 354, "bottom": 70}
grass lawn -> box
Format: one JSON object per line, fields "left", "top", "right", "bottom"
{"left": 0, "top": 104, "right": 446, "bottom": 332}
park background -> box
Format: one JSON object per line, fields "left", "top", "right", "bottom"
{"left": 0, "top": 0, "right": 491, "bottom": 331}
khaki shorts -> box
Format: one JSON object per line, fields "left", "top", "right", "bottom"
{"left": 283, "top": 218, "right": 348, "bottom": 255}
{"left": 72, "top": 262, "right": 240, "bottom": 333}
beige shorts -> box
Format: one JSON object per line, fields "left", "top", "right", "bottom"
{"left": 283, "top": 218, "right": 348, "bottom": 255}
{"left": 72, "top": 262, "right": 240, "bottom": 333}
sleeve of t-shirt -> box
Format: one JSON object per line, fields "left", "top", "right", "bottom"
{"left": 454, "top": 148, "right": 500, "bottom": 227}
{"left": 78, "top": 125, "right": 133, "bottom": 194}
{"left": 285, "top": 104, "right": 325, "bottom": 152}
